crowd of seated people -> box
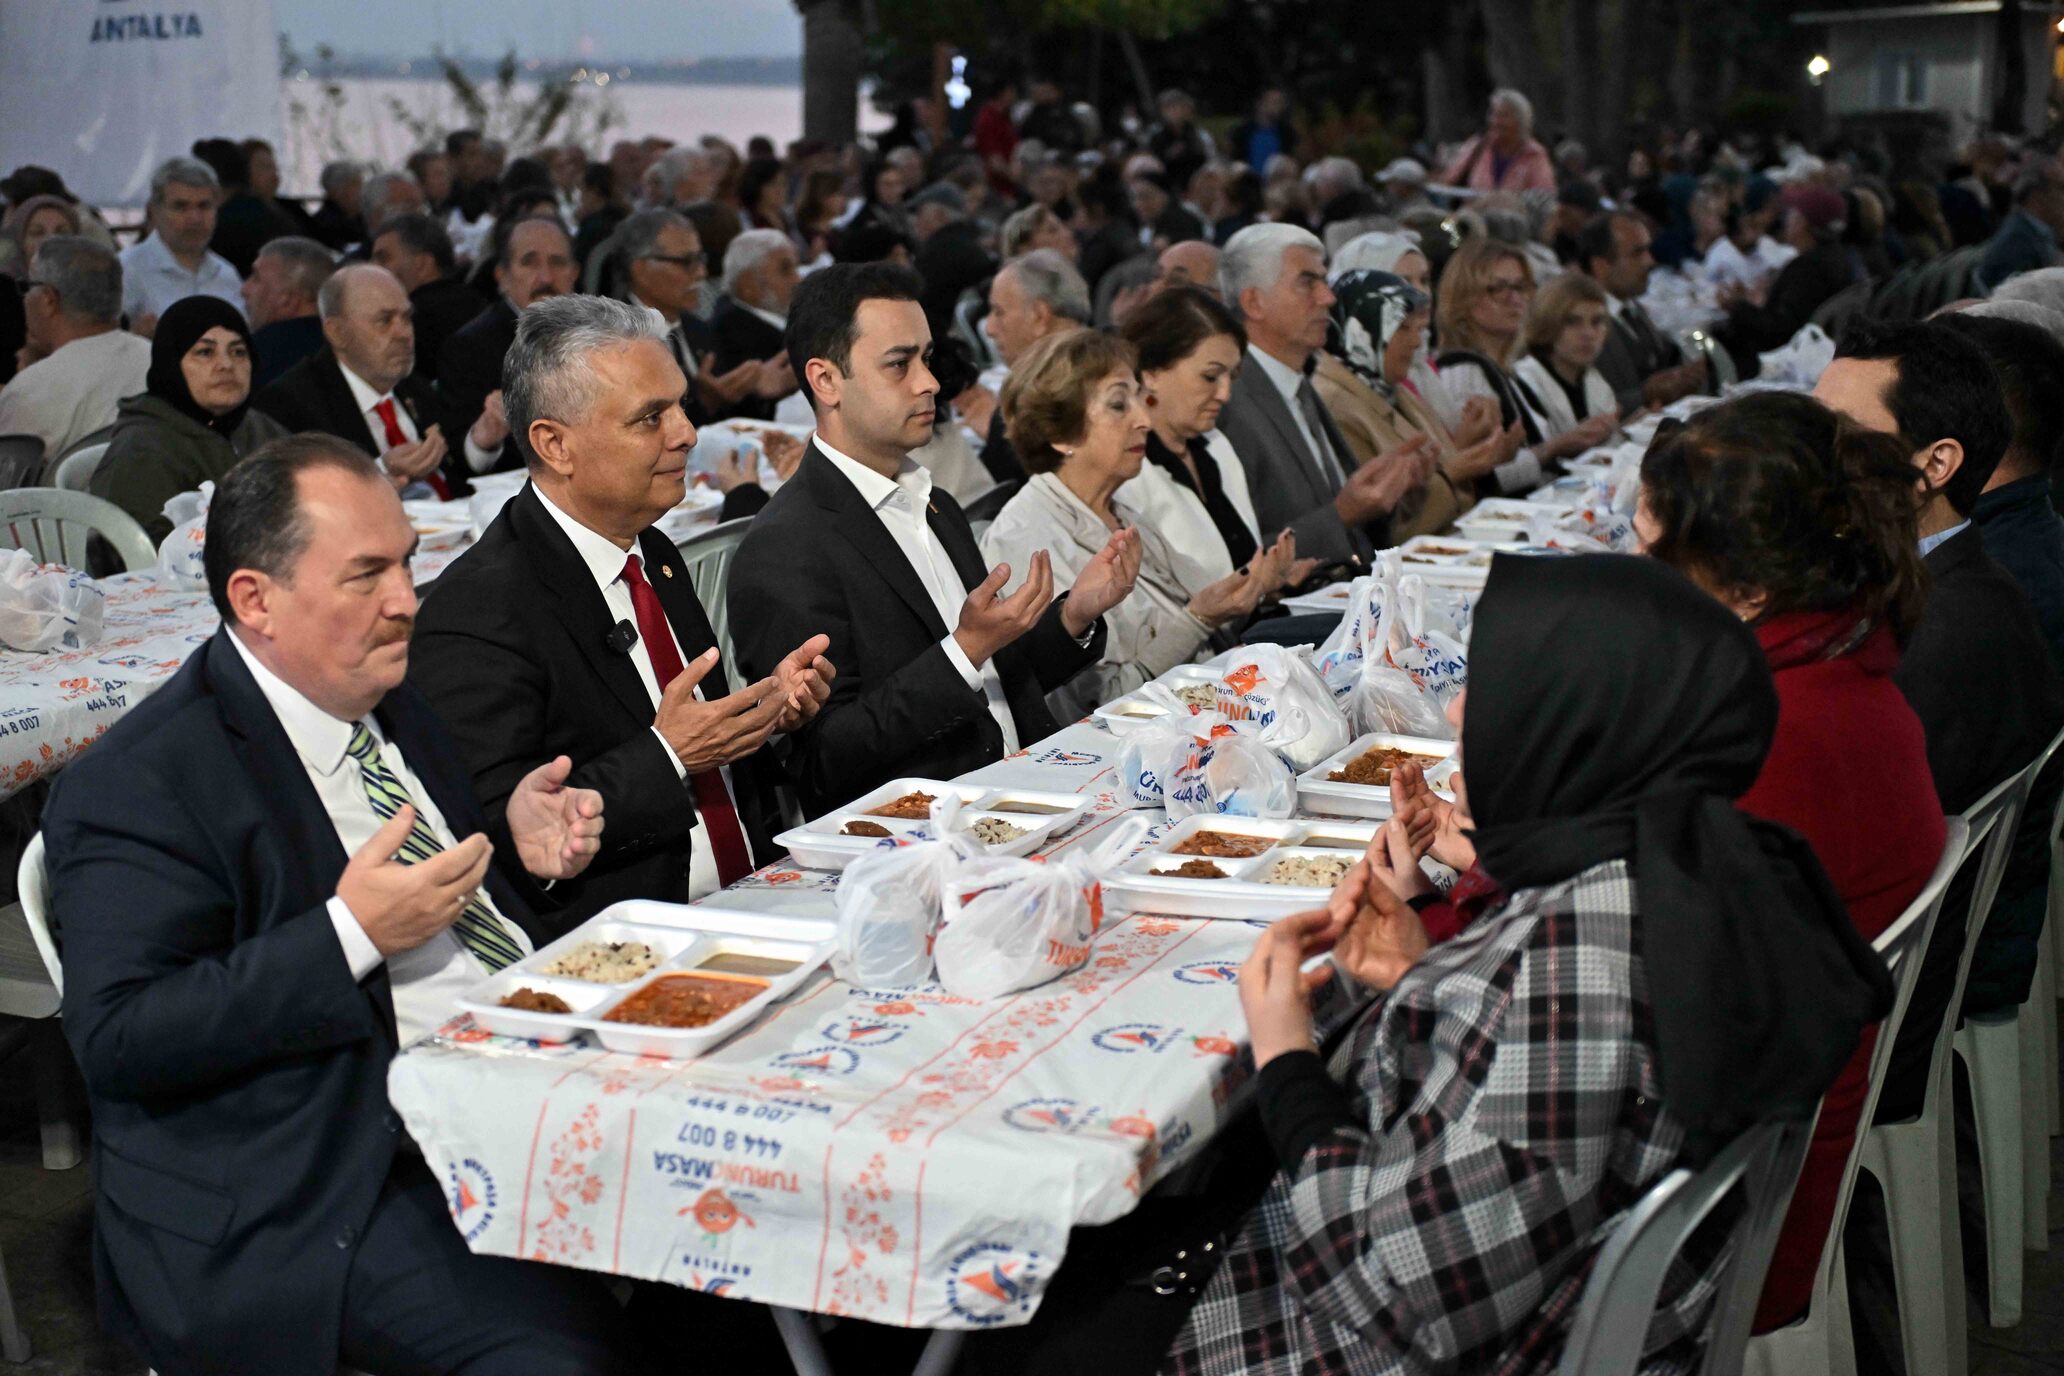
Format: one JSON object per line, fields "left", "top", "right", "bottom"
{"left": 10, "top": 71, "right": 2064, "bottom": 1376}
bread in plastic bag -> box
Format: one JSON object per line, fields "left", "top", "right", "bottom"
{"left": 933, "top": 849, "right": 1102, "bottom": 1000}
{"left": 1164, "top": 717, "right": 1296, "bottom": 819}
{"left": 1112, "top": 683, "right": 1199, "bottom": 808}
{"left": 831, "top": 794, "right": 971, "bottom": 987}
{"left": 1213, "top": 642, "right": 1349, "bottom": 771}
{"left": 0, "top": 548, "right": 105, "bottom": 652}
{"left": 154, "top": 482, "right": 212, "bottom": 591}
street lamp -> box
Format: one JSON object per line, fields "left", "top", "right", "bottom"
{"left": 1807, "top": 54, "right": 1831, "bottom": 87}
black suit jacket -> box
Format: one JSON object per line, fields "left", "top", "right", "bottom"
{"left": 253, "top": 348, "right": 475, "bottom": 496}
{"left": 409, "top": 276, "right": 491, "bottom": 385}
{"left": 249, "top": 314, "right": 327, "bottom": 391}
{"left": 1214, "top": 358, "right": 1379, "bottom": 568}
{"left": 41, "top": 631, "right": 555, "bottom": 1376}
{"left": 916, "top": 219, "right": 999, "bottom": 345}
{"left": 709, "top": 296, "right": 787, "bottom": 422}
{"left": 727, "top": 444, "right": 1106, "bottom": 815}
{"left": 437, "top": 297, "right": 524, "bottom": 472}
{"left": 1594, "top": 302, "right": 1683, "bottom": 415}
{"left": 409, "top": 485, "right": 785, "bottom": 920}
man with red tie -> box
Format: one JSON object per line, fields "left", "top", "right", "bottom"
{"left": 409, "top": 294, "right": 833, "bottom": 919}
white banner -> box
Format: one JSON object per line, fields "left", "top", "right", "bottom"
{"left": 0, "top": 0, "right": 281, "bottom": 207}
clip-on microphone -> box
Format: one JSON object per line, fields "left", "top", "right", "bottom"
{"left": 604, "top": 619, "right": 640, "bottom": 654}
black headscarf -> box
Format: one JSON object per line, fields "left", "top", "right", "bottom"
{"left": 1463, "top": 553, "right": 1894, "bottom": 1160}
{"left": 145, "top": 295, "right": 253, "bottom": 435}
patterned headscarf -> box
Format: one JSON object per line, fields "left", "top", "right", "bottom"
{"left": 1326, "top": 268, "right": 1430, "bottom": 399}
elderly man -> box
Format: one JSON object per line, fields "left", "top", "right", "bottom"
{"left": 1156, "top": 239, "right": 1221, "bottom": 297}
{"left": 411, "top": 296, "right": 831, "bottom": 918}
{"left": 358, "top": 172, "right": 427, "bottom": 250}
{"left": 729, "top": 263, "right": 1134, "bottom": 814}
{"left": 1577, "top": 212, "right": 1705, "bottom": 413}
{"left": 961, "top": 249, "right": 1094, "bottom": 483}
{"left": 643, "top": 146, "right": 719, "bottom": 210}
{"left": 1442, "top": 90, "right": 1556, "bottom": 194}
{"left": 119, "top": 157, "right": 244, "bottom": 334}
{"left": 243, "top": 236, "right": 336, "bottom": 389}
{"left": 0, "top": 237, "right": 149, "bottom": 463}
{"left": 1303, "top": 156, "right": 1378, "bottom": 229}
{"left": 309, "top": 160, "right": 367, "bottom": 252}
{"left": 1215, "top": 223, "right": 1433, "bottom": 570}
{"left": 369, "top": 211, "right": 476, "bottom": 383}
{"left": 710, "top": 228, "right": 802, "bottom": 421}
{"left": 1977, "top": 157, "right": 2064, "bottom": 293}
{"left": 41, "top": 435, "right": 633, "bottom": 1375}
{"left": 440, "top": 214, "right": 578, "bottom": 472}
{"left": 254, "top": 264, "right": 489, "bottom": 498}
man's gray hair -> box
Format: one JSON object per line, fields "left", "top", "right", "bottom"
{"left": 503, "top": 294, "right": 666, "bottom": 467}
{"left": 722, "top": 228, "right": 793, "bottom": 296}
{"left": 316, "top": 262, "right": 400, "bottom": 322}
{"left": 1219, "top": 222, "right": 1325, "bottom": 313}
{"left": 28, "top": 236, "right": 121, "bottom": 325}
{"left": 1000, "top": 204, "right": 1057, "bottom": 259}
{"left": 615, "top": 207, "right": 692, "bottom": 266}
{"left": 1490, "top": 88, "right": 1535, "bottom": 132}
{"left": 360, "top": 171, "right": 420, "bottom": 231}
{"left": 652, "top": 146, "right": 714, "bottom": 202}
{"left": 1303, "top": 156, "right": 1365, "bottom": 205}
{"left": 1002, "top": 249, "right": 1091, "bottom": 325}
{"left": 1989, "top": 266, "right": 2064, "bottom": 319}
{"left": 258, "top": 236, "right": 338, "bottom": 304}
{"left": 150, "top": 156, "right": 219, "bottom": 204}
{"left": 319, "top": 160, "right": 364, "bottom": 198}
{"left": 1966, "top": 296, "right": 2064, "bottom": 348}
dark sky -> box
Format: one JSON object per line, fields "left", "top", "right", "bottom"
{"left": 274, "top": 0, "right": 803, "bottom": 60}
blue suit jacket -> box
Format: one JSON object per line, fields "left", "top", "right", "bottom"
{"left": 41, "top": 629, "right": 554, "bottom": 1376}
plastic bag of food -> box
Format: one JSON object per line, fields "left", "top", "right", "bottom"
{"left": 154, "top": 483, "right": 211, "bottom": 591}
{"left": 830, "top": 795, "right": 974, "bottom": 986}
{"left": 1113, "top": 685, "right": 1199, "bottom": 808}
{"left": 1311, "top": 573, "right": 1383, "bottom": 699}
{"left": 1348, "top": 567, "right": 1453, "bottom": 740}
{"left": 1164, "top": 719, "right": 1297, "bottom": 819}
{"left": 933, "top": 849, "right": 1102, "bottom": 1000}
{"left": 0, "top": 548, "right": 104, "bottom": 652}
{"left": 1214, "top": 642, "right": 1350, "bottom": 771}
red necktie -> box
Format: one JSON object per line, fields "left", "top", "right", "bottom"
{"left": 621, "top": 553, "right": 753, "bottom": 886}
{"left": 374, "top": 396, "right": 450, "bottom": 500}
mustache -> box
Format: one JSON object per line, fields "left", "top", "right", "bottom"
{"left": 374, "top": 618, "right": 414, "bottom": 647}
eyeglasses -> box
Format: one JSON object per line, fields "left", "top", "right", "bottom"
{"left": 643, "top": 252, "right": 707, "bottom": 272}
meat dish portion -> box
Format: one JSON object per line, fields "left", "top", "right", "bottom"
{"left": 866, "top": 791, "right": 938, "bottom": 819}
{"left": 1328, "top": 747, "right": 1445, "bottom": 787}
{"left": 1154, "top": 859, "right": 1229, "bottom": 879}
{"left": 498, "top": 987, "right": 573, "bottom": 1014}
{"left": 842, "top": 820, "right": 893, "bottom": 838}
{"left": 602, "top": 974, "right": 770, "bottom": 1028}
{"left": 1169, "top": 830, "right": 1275, "bottom": 858}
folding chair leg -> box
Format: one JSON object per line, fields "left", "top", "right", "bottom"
{"left": 2038, "top": 924, "right": 2059, "bottom": 1138}
{"left": 0, "top": 1239, "right": 28, "bottom": 1362}
{"left": 2022, "top": 997, "right": 2051, "bottom": 1251}
{"left": 32, "top": 1025, "right": 81, "bottom": 1171}
{"left": 1958, "top": 1023, "right": 2024, "bottom": 1326}
{"left": 1865, "top": 1109, "right": 1965, "bottom": 1376}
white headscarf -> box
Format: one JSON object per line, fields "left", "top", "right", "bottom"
{"left": 1329, "top": 230, "right": 1422, "bottom": 280}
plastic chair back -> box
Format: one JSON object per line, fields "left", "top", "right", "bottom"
{"left": 0, "top": 487, "right": 155, "bottom": 572}
{"left": 15, "top": 834, "right": 57, "bottom": 998}
{"left": 675, "top": 516, "right": 752, "bottom": 673}
{"left": 53, "top": 442, "right": 110, "bottom": 493}
{"left": 0, "top": 434, "right": 44, "bottom": 491}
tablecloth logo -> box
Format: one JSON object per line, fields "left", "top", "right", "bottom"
{"left": 1003, "top": 1098, "right": 1097, "bottom": 1133}
{"left": 822, "top": 1016, "right": 910, "bottom": 1046}
{"left": 1032, "top": 747, "right": 1104, "bottom": 767}
{"left": 945, "top": 1242, "right": 1044, "bottom": 1325}
{"left": 1172, "top": 960, "right": 1243, "bottom": 985}
{"left": 772, "top": 1045, "right": 862, "bottom": 1077}
{"left": 1091, "top": 1023, "right": 1184, "bottom": 1054}
{"left": 95, "top": 653, "right": 151, "bottom": 669}
{"left": 447, "top": 1158, "right": 497, "bottom": 1243}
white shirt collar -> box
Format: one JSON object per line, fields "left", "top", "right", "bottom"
{"left": 740, "top": 300, "right": 788, "bottom": 332}
{"left": 1246, "top": 342, "right": 1308, "bottom": 408}
{"left": 1607, "top": 292, "right": 1640, "bottom": 323}
{"left": 531, "top": 482, "right": 641, "bottom": 594}
{"left": 223, "top": 626, "right": 358, "bottom": 777}
{"left": 137, "top": 231, "right": 233, "bottom": 284}
{"left": 816, "top": 435, "right": 932, "bottom": 513}
{"left": 336, "top": 358, "right": 395, "bottom": 415}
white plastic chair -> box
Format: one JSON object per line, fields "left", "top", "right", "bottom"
{"left": 52, "top": 441, "right": 109, "bottom": 493}
{"left": 0, "top": 487, "right": 155, "bottom": 572}
{"left": 674, "top": 516, "right": 751, "bottom": 674}
{"left": 0, "top": 433, "right": 43, "bottom": 490}
{"left": 1743, "top": 814, "right": 1970, "bottom": 1376}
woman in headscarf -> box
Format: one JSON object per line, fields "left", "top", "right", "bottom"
{"left": 1329, "top": 229, "right": 1481, "bottom": 434}
{"left": 93, "top": 295, "right": 286, "bottom": 548}
{"left": 1164, "top": 553, "right": 1892, "bottom": 1376}
{"left": 1311, "top": 269, "right": 1513, "bottom": 539}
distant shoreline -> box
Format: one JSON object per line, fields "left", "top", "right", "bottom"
{"left": 278, "top": 52, "right": 804, "bottom": 86}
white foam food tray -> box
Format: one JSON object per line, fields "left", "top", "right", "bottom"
{"left": 458, "top": 901, "right": 835, "bottom": 1056}
{"left": 1453, "top": 497, "right": 1570, "bottom": 544}
{"left": 1295, "top": 732, "right": 1458, "bottom": 819}
{"left": 1393, "top": 535, "right": 1496, "bottom": 587}
{"left": 773, "top": 777, "right": 1093, "bottom": 871}
{"left": 1279, "top": 581, "right": 1360, "bottom": 617}
{"left": 1098, "top": 813, "right": 1383, "bottom": 920}
{"left": 1092, "top": 664, "right": 1225, "bottom": 734}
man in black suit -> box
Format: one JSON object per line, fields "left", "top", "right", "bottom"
{"left": 411, "top": 296, "right": 833, "bottom": 918}
{"left": 41, "top": 435, "right": 634, "bottom": 1375}
{"left": 242, "top": 235, "right": 335, "bottom": 389}
{"left": 1576, "top": 212, "right": 1706, "bottom": 414}
{"left": 370, "top": 211, "right": 483, "bottom": 385}
{"left": 439, "top": 214, "right": 578, "bottom": 472}
{"left": 710, "top": 228, "right": 802, "bottom": 422}
{"left": 255, "top": 265, "right": 496, "bottom": 499}
{"left": 1815, "top": 320, "right": 2064, "bottom": 1121}
{"left": 729, "top": 263, "right": 1140, "bottom": 815}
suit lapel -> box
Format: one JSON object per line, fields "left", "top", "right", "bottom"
{"left": 803, "top": 447, "right": 952, "bottom": 637}
{"left": 640, "top": 531, "right": 731, "bottom": 696}
{"left": 1240, "top": 366, "right": 1328, "bottom": 504}
{"left": 507, "top": 487, "right": 662, "bottom": 724}
{"left": 316, "top": 352, "right": 385, "bottom": 456}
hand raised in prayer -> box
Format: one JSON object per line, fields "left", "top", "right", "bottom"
{"left": 336, "top": 807, "right": 494, "bottom": 957}
{"left": 1362, "top": 811, "right": 1436, "bottom": 902}
{"left": 955, "top": 551, "right": 1055, "bottom": 666}
{"left": 1061, "top": 527, "right": 1142, "bottom": 636}
{"left": 712, "top": 448, "right": 758, "bottom": 494}
{"left": 1454, "top": 395, "right": 1500, "bottom": 449}
{"left": 1324, "top": 857, "right": 1431, "bottom": 992}
{"left": 1389, "top": 760, "right": 1476, "bottom": 872}
{"left": 698, "top": 356, "right": 762, "bottom": 407}
{"left": 770, "top": 634, "right": 835, "bottom": 733}
{"left": 508, "top": 754, "right": 605, "bottom": 881}
{"left": 954, "top": 383, "right": 999, "bottom": 436}
{"left": 752, "top": 352, "right": 798, "bottom": 400}
{"left": 653, "top": 648, "right": 787, "bottom": 772}
{"left": 761, "top": 429, "right": 806, "bottom": 481}
{"left": 1333, "top": 435, "right": 1434, "bottom": 526}
{"left": 1238, "top": 909, "right": 1337, "bottom": 1070}
{"left": 381, "top": 424, "right": 447, "bottom": 487}
{"left": 470, "top": 390, "right": 510, "bottom": 451}
{"left": 1187, "top": 551, "right": 1271, "bottom": 627}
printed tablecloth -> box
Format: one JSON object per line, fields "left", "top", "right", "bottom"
{"left": 386, "top": 723, "right": 1276, "bottom": 1331}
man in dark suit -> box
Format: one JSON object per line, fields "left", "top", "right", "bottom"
{"left": 1213, "top": 223, "right": 1432, "bottom": 571}
{"left": 1576, "top": 212, "right": 1706, "bottom": 414}
{"left": 439, "top": 214, "right": 578, "bottom": 472}
{"left": 710, "top": 228, "right": 802, "bottom": 422}
{"left": 411, "top": 296, "right": 833, "bottom": 919}
{"left": 242, "top": 235, "right": 335, "bottom": 390}
{"left": 1815, "top": 320, "right": 2064, "bottom": 1121}
{"left": 910, "top": 184, "right": 999, "bottom": 346}
{"left": 729, "top": 263, "right": 1139, "bottom": 815}
{"left": 254, "top": 265, "right": 493, "bottom": 499}
{"left": 370, "top": 211, "right": 484, "bottom": 385}
{"left": 41, "top": 435, "right": 634, "bottom": 1375}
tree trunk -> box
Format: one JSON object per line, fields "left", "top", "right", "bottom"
{"left": 1994, "top": 0, "right": 2028, "bottom": 134}
{"left": 1116, "top": 31, "right": 1157, "bottom": 115}
{"left": 798, "top": 0, "right": 863, "bottom": 146}
{"left": 1480, "top": 0, "right": 1538, "bottom": 94}
{"left": 1422, "top": 0, "right": 1481, "bottom": 148}
{"left": 1560, "top": 0, "right": 1604, "bottom": 155}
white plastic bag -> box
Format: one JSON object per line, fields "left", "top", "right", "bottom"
{"left": 1163, "top": 718, "right": 1296, "bottom": 819}
{"left": 154, "top": 483, "right": 212, "bottom": 590}
{"left": 1347, "top": 561, "right": 1451, "bottom": 739}
{"left": 933, "top": 850, "right": 1102, "bottom": 1000}
{"left": 830, "top": 795, "right": 971, "bottom": 986}
{"left": 1112, "top": 684, "right": 1197, "bottom": 808}
{"left": 1311, "top": 573, "right": 1383, "bottom": 699}
{"left": 1214, "top": 642, "right": 1350, "bottom": 771}
{"left": 0, "top": 549, "right": 104, "bottom": 652}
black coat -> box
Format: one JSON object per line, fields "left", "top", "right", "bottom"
{"left": 409, "top": 484, "right": 787, "bottom": 921}
{"left": 709, "top": 297, "right": 787, "bottom": 422}
{"left": 308, "top": 198, "right": 364, "bottom": 253}
{"left": 437, "top": 297, "right": 523, "bottom": 472}
{"left": 252, "top": 348, "right": 475, "bottom": 496}
{"left": 727, "top": 444, "right": 1105, "bottom": 815}
{"left": 249, "top": 314, "right": 327, "bottom": 391}
{"left": 40, "top": 632, "right": 556, "bottom": 1376}
{"left": 916, "top": 219, "right": 999, "bottom": 344}
{"left": 408, "top": 276, "right": 490, "bottom": 385}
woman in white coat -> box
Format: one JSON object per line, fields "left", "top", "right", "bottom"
{"left": 1512, "top": 272, "right": 1623, "bottom": 448}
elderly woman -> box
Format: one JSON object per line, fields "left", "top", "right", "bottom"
{"left": 2, "top": 195, "right": 85, "bottom": 376}
{"left": 93, "top": 296, "right": 286, "bottom": 548}
{"left": 984, "top": 328, "right": 1299, "bottom": 718}
{"left": 1438, "top": 88, "right": 1558, "bottom": 195}
{"left": 1513, "top": 272, "right": 1621, "bottom": 442}
{"left": 1312, "top": 271, "right": 1512, "bottom": 539}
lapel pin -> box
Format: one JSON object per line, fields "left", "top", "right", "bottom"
{"left": 661, "top": 565, "right": 674, "bottom": 579}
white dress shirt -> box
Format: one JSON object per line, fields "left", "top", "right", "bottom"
{"left": 118, "top": 232, "right": 243, "bottom": 323}
{"left": 1245, "top": 343, "right": 1346, "bottom": 487}
{"left": 816, "top": 437, "right": 1019, "bottom": 752}
{"left": 531, "top": 484, "right": 728, "bottom": 900}
{"left": 738, "top": 301, "right": 788, "bottom": 334}
{"left": 224, "top": 628, "right": 533, "bottom": 1047}
{"left": 338, "top": 355, "right": 499, "bottom": 477}
{"left": 0, "top": 328, "right": 151, "bottom": 461}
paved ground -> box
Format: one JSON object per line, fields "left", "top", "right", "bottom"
{"left": 2, "top": 1018, "right": 2060, "bottom": 1374}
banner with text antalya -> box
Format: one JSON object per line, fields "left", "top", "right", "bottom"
{"left": 0, "top": 0, "right": 281, "bottom": 207}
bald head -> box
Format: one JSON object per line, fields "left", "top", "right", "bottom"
{"left": 320, "top": 264, "right": 416, "bottom": 394}
{"left": 1158, "top": 240, "right": 1222, "bottom": 297}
